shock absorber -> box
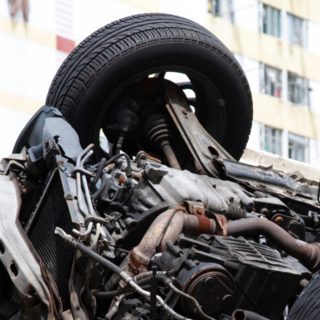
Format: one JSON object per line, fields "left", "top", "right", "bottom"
{"left": 143, "top": 113, "right": 181, "bottom": 169}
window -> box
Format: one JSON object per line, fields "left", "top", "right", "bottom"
{"left": 264, "top": 126, "right": 282, "bottom": 155}
{"left": 287, "top": 13, "right": 307, "bottom": 47}
{"left": 260, "top": 64, "right": 282, "bottom": 98}
{"left": 262, "top": 4, "right": 281, "bottom": 38}
{"left": 288, "top": 133, "right": 308, "bottom": 162}
{"left": 208, "top": 0, "right": 234, "bottom": 22}
{"left": 287, "top": 72, "right": 309, "bottom": 106}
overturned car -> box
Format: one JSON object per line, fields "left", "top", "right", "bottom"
{"left": 1, "top": 13, "right": 320, "bottom": 320}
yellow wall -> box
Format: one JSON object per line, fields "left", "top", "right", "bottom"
{"left": 205, "top": 14, "right": 320, "bottom": 82}
{"left": 0, "top": 90, "right": 43, "bottom": 115}
{"left": 2, "top": 0, "right": 319, "bottom": 142}
{"left": 205, "top": 13, "right": 320, "bottom": 138}
{"left": 253, "top": 93, "right": 320, "bottom": 140}
{"left": 0, "top": 16, "right": 56, "bottom": 49}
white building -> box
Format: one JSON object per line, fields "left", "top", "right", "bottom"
{"left": 1, "top": 0, "right": 319, "bottom": 167}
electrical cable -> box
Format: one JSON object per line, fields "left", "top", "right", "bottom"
{"left": 105, "top": 153, "right": 132, "bottom": 177}
{"left": 55, "top": 227, "right": 191, "bottom": 320}
{"left": 167, "top": 282, "right": 216, "bottom": 320}
{"left": 90, "top": 157, "right": 106, "bottom": 190}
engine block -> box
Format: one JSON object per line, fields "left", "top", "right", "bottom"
{"left": 155, "top": 234, "right": 302, "bottom": 320}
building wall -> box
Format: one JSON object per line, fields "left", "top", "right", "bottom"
{"left": 0, "top": 0, "right": 319, "bottom": 168}
{"left": 206, "top": 0, "right": 320, "bottom": 167}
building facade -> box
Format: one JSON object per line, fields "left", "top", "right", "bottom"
{"left": 206, "top": 0, "right": 320, "bottom": 167}
{"left": 1, "top": 0, "right": 319, "bottom": 167}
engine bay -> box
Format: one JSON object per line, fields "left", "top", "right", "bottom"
{"left": 0, "top": 77, "right": 320, "bottom": 320}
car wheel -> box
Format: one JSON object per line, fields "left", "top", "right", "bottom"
{"left": 46, "top": 13, "right": 253, "bottom": 161}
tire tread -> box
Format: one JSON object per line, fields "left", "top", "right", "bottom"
{"left": 46, "top": 13, "right": 252, "bottom": 128}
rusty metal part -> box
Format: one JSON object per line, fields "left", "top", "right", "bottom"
{"left": 233, "top": 309, "right": 270, "bottom": 320}
{"left": 227, "top": 218, "right": 320, "bottom": 272}
{"left": 80, "top": 223, "right": 101, "bottom": 319}
{"left": 162, "top": 144, "right": 181, "bottom": 170}
{"left": 241, "top": 147, "right": 320, "bottom": 184}
{"left": 164, "top": 81, "right": 234, "bottom": 177}
{"left": 56, "top": 228, "right": 192, "bottom": 320}
{"left": 274, "top": 216, "right": 283, "bottom": 225}
{"left": 183, "top": 201, "right": 210, "bottom": 237}
{"left": 127, "top": 207, "right": 220, "bottom": 274}
{"left": 181, "top": 263, "right": 235, "bottom": 317}
{"left": 183, "top": 201, "right": 227, "bottom": 236}
{"left": 209, "top": 212, "right": 228, "bottom": 236}
{"left": 132, "top": 151, "right": 161, "bottom": 164}
{"left": 217, "top": 158, "right": 320, "bottom": 210}
{"left": 0, "top": 171, "right": 55, "bottom": 319}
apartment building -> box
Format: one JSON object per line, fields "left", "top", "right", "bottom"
{"left": 1, "top": 0, "right": 319, "bottom": 167}
{"left": 206, "top": 0, "right": 320, "bottom": 167}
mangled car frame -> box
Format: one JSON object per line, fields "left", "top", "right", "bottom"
{"left": 1, "top": 13, "right": 320, "bottom": 320}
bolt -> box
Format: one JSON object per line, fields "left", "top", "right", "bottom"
{"left": 118, "top": 176, "right": 125, "bottom": 185}
{"left": 204, "top": 276, "right": 215, "bottom": 288}
{"left": 64, "top": 193, "right": 73, "bottom": 200}
{"left": 274, "top": 216, "right": 283, "bottom": 225}
{"left": 58, "top": 159, "right": 65, "bottom": 166}
{"left": 260, "top": 208, "right": 269, "bottom": 215}
{"left": 181, "top": 108, "right": 188, "bottom": 115}
{"left": 278, "top": 172, "right": 284, "bottom": 177}
{"left": 246, "top": 200, "right": 255, "bottom": 211}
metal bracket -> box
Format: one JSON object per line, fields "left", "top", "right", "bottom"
{"left": 164, "top": 81, "right": 234, "bottom": 178}
{"left": 0, "top": 172, "right": 54, "bottom": 319}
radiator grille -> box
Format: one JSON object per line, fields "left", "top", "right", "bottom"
{"left": 28, "top": 171, "right": 76, "bottom": 310}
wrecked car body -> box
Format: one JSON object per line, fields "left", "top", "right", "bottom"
{"left": 1, "top": 13, "right": 320, "bottom": 320}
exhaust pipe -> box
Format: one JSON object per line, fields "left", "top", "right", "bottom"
{"left": 228, "top": 218, "right": 320, "bottom": 272}
{"left": 127, "top": 206, "right": 224, "bottom": 274}
{"left": 233, "top": 309, "right": 270, "bottom": 320}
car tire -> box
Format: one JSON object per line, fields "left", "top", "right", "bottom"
{"left": 288, "top": 271, "right": 320, "bottom": 320}
{"left": 46, "top": 13, "right": 253, "bottom": 160}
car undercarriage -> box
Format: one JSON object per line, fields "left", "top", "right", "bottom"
{"left": 1, "top": 13, "right": 320, "bottom": 320}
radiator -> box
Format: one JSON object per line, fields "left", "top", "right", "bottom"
{"left": 27, "top": 170, "right": 76, "bottom": 310}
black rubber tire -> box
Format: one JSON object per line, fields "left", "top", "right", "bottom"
{"left": 288, "top": 272, "right": 320, "bottom": 320}
{"left": 46, "top": 13, "right": 253, "bottom": 160}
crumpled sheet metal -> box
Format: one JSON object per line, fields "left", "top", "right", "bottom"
{"left": 217, "top": 159, "right": 320, "bottom": 209}
{"left": 0, "top": 172, "right": 55, "bottom": 319}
